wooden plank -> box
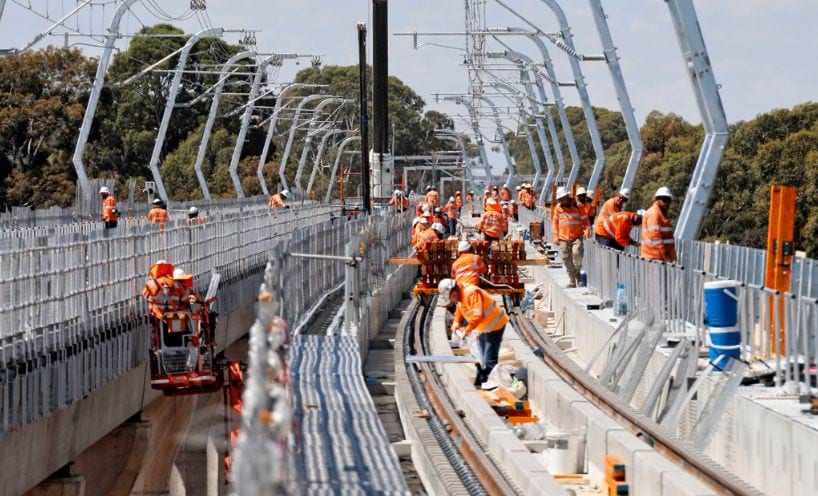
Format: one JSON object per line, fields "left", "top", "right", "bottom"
{"left": 390, "top": 257, "right": 550, "bottom": 266}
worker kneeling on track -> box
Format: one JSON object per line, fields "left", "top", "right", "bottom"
{"left": 439, "top": 278, "right": 509, "bottom": 388}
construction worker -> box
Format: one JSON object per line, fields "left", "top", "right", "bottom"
{"left": 439, "top": 278, "right": 509, "bottom": 387}
{"left": 431, "top": 222, "right": 447, "bottom": 240}
{"left": 432, "top": 207, "right": 447, "bottom": 227}
{"left": 172, "top": 268, "right": 203, "bottom": 308}
{"left": 597, "top": 210, "right": 643, "bottom": 251}
{"left": 414, "top": 219, "right": 439, "bottom": 251}
{"left": 186, "top": 206, "right": 205, "bottom": 225}
{"left": 99, "top": 186, "right": 119, "bottom": 229}
{"left": 268, "top": 190, "right": 289, "bottom": 209}
{"left": 500, "top": 186, "right": 512, "bottom": 203}
{"left": 451, "top": 241, "right": 487, "bottom": 286}
{"left": 389, "top": 189, "right": 410, "bottom": 213}
{"left": 454, "top": 191, "right": 463, "bottom": 210}
{"left": 594, "top": 188, "right": 629, "bottom": 238}
{"left": 641, "top": 187, "right": 677, "bottom": 263}
{"left": 412, "top": 217, "right": 430, "bottom": 246}
{"left": 147, "top": 199, "right": 169, "bottom": 227}
{"left": 478, "top": 198, "right": 508, "bottom": 241}
{"left": 575, "top": 187, "right": 595, "bottom": 238}
{"left": 445, "top": 197, "right": 459, "bottom": 236}
{"left": 466, "top": 190, "right": 474, "bottom": 204}
{"left": 552, "top": 187, "right": 588, "bottom": 288}
{"left": 516, "top": 185, "right": 524, "bottom": 203}
{"left": 510, "top": 200, "right": 519, "bottom": 222}
{"left": 481, "top": 188, "right": 491, "bottom": 211}
{"left": 425, "top": 186, "right": 440, "bottom": 208}
{"left": 408, "top": 190, "right": 418, "bottom": 207}
{"left": 142, "top": 260, "right": 175, "bottom": 320}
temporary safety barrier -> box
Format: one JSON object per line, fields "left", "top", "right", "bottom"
{"left": 0, "top": 203, "right": 333, "bottom": 434}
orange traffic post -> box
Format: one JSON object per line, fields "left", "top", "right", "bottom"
{"left": 764, "top": 185, "right": 796, "bottom": 356}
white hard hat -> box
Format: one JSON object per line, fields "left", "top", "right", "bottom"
{"left": 394, "top": 189, "right": 402, "bottom": 196}
{"left": 636, "top": 209, "right": 646, "bottom": 217}
{"left": 555, "top": 187, "right": 570, "bottom": 201}
{"left": 172, "top": 268, "right": 185, "bottom": 279}
{"left": 437, "top": 278, "right": 456, "bottom": 305}
{"left": 449, "top": 196, "right": 455, "bottom": 202}
{"left": 458, "top": 240, "right": 472, "bottom": 252}
{"left": 618, "top": 188, "right": 631, "bottom": 199}
{"left": 419, "top": 217, "right": 429, "bottom": 225}
{"left": 576, "top": 187, "right": 587, "bottom": 196}
{"left": 511, "top": 200, "right": 517, "bottom": 204}
{"left": 655, "top": 186, "right": 673, "bottom": 200}
{"left": 188, "top": 206, "right": 198, "bottom": 215}
{"left": 587, "top": 190, "right": 595, "bottom": 199}
{"left": 422, "top": 205, "right": 431, "bottom": 213}
{"left": 486, "top": 198, "right": 499, "bottom": 206}
{"left": 515, "top": 186, "right": 521, "bottom": 191}
{"left": 280, "top": 190, "right": 289, "bottom": 197}
{"left": 431, "top": 222, "right": 446, "bottom": 234}
{"left": 152, "top": 198, "right": 162, "bottom": 205}
{"left": 99, "top": 186, "right": 110, "bottom": 194}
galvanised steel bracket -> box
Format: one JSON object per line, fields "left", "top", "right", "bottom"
{"left": 148, "top": 27, "right": 224, "bottom": 202}
{"left": 193, "top": 50, "right": 256, "bottom": 200}
{"left": 666, "top": 0, "right": 729, "bottom": 241}
{"left": 71, "top": 0, "right": 141, "bottom": 204}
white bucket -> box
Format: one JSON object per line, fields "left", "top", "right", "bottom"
{"left": 541, "top": 430, "right": 582, "bottom": 474}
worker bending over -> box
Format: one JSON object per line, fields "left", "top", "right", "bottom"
{"left": 594, "top": 188, "right": 629, "bottom": 238}
{"left": 440, "top": 278, "right": 509, "bottom": 387}
{"left": 451, "top": 241, "right": 487, "bottom": 286}
{"left": 552, "top": 187, "right": 589, "bottom": 288}
{"left": 597, "top": 210, "right": 643, "bottom": 251}
{"left": 641, "top": 187, "right": 676, "bottom": 263}
{"left": 575, "top": 187, "right": 595, "bottom": 233}
{"left": 478, "top": 198, "right": 508, "bottom": 241}
{"left": 187, "top": 207, "right": 205, "bottom": 225}
{"left": 269, "top": 190, "right": 289, "bottom": 209}
{"left": 99, "top": 186, "right": 119, "bottom": 229}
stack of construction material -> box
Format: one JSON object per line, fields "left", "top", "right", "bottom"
{"left": 415, "top": 239, "right": 526, "bottom": 290}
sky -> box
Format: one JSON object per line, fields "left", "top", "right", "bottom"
{"left": 2, "top": 0, "right": 817, "bottom": 171}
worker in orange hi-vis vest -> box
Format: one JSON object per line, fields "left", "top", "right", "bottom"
{"left": 597, "top": 210, "right": 643, "bottom": 251}
{"left": 186, "top": 207, "right": 206, "bottom": 225}
{"left": 268, "top": 190, "right": 289, "bottom": 209}
{"left": 147, "top": 199, "right": 169, "bottom": 228}
{"left": 425, "top": 185, "right": 440, "bottom": 208}
{"left": 414, "top": 220, "right": 439, "bottom": 251}
{"left": 575, "top": 187, "right": 596, "bottom": 238}
{"left": 389, "top": 189, "right": 410, "bottom": 213}
{"left": 552, "top": 187, "right": 589, "bottom": 288}
{"left": 439, "top": 278, "right": 509, "bottom": 387}
{"left": 594, "top": 188, "right": 629, "bottom": 238}
{"left": 411, "top": 216, "right": 428, "bottom": 245}
{"left": 478, "top": 198, "right": 508, "bottom": 241}
{"left": 445, "top": 197, "right": 459, "bottom": 236}
{"left": 224, "top": 361, "right": 244, "bottom": 482}
{"left": 451, "top": 241, "right": 487, "bottom": 286}
{"left": 99, "top": 186, "right": 119, "bottom": 229}
{"left": 454, "top": 191, "right": 463, "bottom": 210}
{"left": 641, "top": 187, "right": 677, "bottom": 263}
{"left": 500, "top": 187, "right": 512, "bottom": 202}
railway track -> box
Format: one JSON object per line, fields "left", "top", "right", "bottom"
{"left": 401, "top": 297, "right": 520, "bottom": 496}
{"left": 502, "top": 297, "right": 761, "bottom": 496}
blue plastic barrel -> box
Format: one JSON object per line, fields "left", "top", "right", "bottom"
{"left": 704, "top": 280, "right": 739, "bottom": 327}
{"left": 708, "top": 326, "right": 741, "bottom": 363}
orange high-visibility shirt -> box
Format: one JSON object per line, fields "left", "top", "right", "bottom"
{"left": 478, "top": 210, "right": 507, "bottom": 238}
{"left": 147, "top": 208, "right": 169, "bottom": 225}
{"left": 552, "top": 203, "right": 588, "bottom": 241}
{"left": 268, "top": 194, "right": 286, "bottom": 208}
{"left": 640, "top": 202, "right": 676, "bottom": 262}
{"left": 455, "top": 284, "right": 509, "bottom": 334}
{"left": 414, "top": 228, "right": 439, "bottom": 251}
{"left": 454, "top": 195, "right": 462, "bottom": 210}
{"left": 389, "top": 197, "right": 410, "bottom": 212}
{"left": 601, "top": 211, "right": 639, "bottom": 248}
{"left": 500, "top": 188, "right": 512, "bottom": 202}
{"left": 594, "top": 196, "right": 624, "bottom": 236}
{"left": 446, "top": 203, "right": 459, "bottom": 219}
{"left": 102, "top": 196, "right": 118, "bottom": 222}
{"left": 451, "top": 253, "right": 487, "bottom": 286}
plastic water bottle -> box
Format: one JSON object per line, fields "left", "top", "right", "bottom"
{"left": 613, "top": 284, "right": 628, "bottom": 317}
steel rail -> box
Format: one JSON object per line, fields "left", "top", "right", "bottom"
{"left": 504, "top": 304, "right": 761, "bottom": 496}
{"left": 404, "top": 298, "right": 520, "bottom": 496}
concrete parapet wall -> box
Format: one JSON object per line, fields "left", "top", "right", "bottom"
{"left": 0, "top": 300, "right": 255, "bottom": 496}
